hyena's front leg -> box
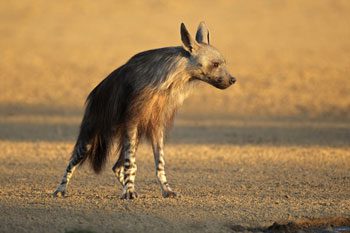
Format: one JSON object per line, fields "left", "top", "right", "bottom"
{"left": 120, "top": 127, "right": 139, "bottom": 200}
{"left": 152, "top": 130, "right": 177, "bottom": 198}
{"left": 53, "top": 141, "right": 86, "bottom": 197}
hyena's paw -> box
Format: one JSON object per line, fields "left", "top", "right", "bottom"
{"left": 162, "top": 189, "right": 177, "bottom": 198}
{"left": 120, "top": 189, "right": 138, "bottom": 200}
{"left": 52, "top": 185, "right": 67, "bottom": 198}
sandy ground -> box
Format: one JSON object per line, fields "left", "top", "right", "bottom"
{"left": 0, "top": 1, "right": 350, "bottom": 233}
{"left": 0, "top": 116, "right": 349, "bottom": 233}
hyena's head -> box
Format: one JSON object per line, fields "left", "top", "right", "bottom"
{"left": 181, "top": 22, "right": 236, "bottom": 89}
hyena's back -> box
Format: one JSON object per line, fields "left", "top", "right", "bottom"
{"left": 77, "top": 46, "right": 190, "bottom": 173}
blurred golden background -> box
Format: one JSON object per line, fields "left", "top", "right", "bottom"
{"left": 1, "top": 2, "right": 350, "bottom": 232}
{"left": 1, "top": 0, "right": 349, "bottom": 120}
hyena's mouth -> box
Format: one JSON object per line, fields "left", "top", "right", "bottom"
{"left": 208, "top": 77, "right": 232, "bottom": 89}
{"left": 212, "top": 82, "right": 231, "bottom": 89}
{"left": 190, "top": 76, "right": 232, "bottom": 89}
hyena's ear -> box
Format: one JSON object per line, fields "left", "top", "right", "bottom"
{"left": 195, "top": 21, "right": 210, "bottom": 45}
{"left": 180, "top": 23, "right": 199, "bottom": 53}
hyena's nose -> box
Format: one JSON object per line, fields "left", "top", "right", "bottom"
{"left": 229, "top": 76, "right": 236, "bottom": 84}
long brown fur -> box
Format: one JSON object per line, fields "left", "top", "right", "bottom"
{"left": 54, "top": 22, "right": 236, "bottom": 199}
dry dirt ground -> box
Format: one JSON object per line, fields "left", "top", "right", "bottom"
{"left": 0, "top": 1, "right": 350, "bottom": 233}
{"left": 0, "top": 117, "right": 349, "bottom": 233}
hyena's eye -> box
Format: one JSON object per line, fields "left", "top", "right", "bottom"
{"left": 213, "top": 62, "right": 219, "bottom": 68}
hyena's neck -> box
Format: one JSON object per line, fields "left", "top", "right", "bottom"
{"left": 163, "top": 49, "right": 199, "bottom": 111}
{"left": 153, "top": 47, "right": 195, "bottom": 103}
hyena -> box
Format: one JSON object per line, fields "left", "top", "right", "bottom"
{"left": 53, "top": 22, "right": 236, "bottom": 200}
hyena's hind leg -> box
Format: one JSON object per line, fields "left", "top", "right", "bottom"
{"left": 152, "top": 130, "right": 177, "bottom": 198}
{"left": 112, "top": 151, "right": 124, "bottom": 187}
{"left": 53, "top": 140, "right": 87, "bottom": 197}
{"left": 120, "top": 127, "right": 139, "bottom": 200}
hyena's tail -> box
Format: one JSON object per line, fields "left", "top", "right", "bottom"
{"left": 74, "top": 125, "right": 118, "bottom": 174}
{"left": 86, "top": 132, "right": 113, "bottom": 173}
{"left": 74, "top": 66, "right": 127, "bottom": 174}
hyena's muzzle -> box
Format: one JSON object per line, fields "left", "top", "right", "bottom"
{"left": 206, "top": 73, "right": 236, "bottom": 90}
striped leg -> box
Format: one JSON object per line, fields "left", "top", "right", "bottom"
{"left": 152, "top": 130, "right": 177, "bottom": 198}
{"left": 112, "top": 153, "right": 124, "bottom": 187}
{"left": 53, "top": 141, "right": 86, "bottom": 197}
{"left": 120, "top": 127, "right": 139, "bottom": 200}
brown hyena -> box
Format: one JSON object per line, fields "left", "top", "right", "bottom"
{"left": 53, "top": 22, "right": 236, "bottom": 199}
